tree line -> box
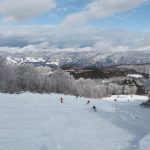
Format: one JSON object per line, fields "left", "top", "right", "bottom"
{"left": 0, "top": 57, "right": 137, "bottom": 98}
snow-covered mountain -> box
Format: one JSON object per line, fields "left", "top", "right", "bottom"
{"left": 4, "top": 50, "right": 150, "bottom": 69}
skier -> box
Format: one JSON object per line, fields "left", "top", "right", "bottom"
{"left": 60, "top": 97, "right": 63, "bottom": 103}
{"left": 114, "top": 99, "right": 117, "bottom": 102}
{"left": 86, "top": 100, "right": 90, "bottom": 104}
{"left": 92, "top": 105, "right": 97, "bottom": 112}
{"left": 114, "top": 99, "right": 120, "bottom": 111}
{"left": 76, "top": 94, "right": 79, "bottom": 98}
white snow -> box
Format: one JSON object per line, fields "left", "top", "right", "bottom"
{"left": 103, "top": 95, "right": 148, "bottom": 102}
{"left": 25, "top": 57, "right": 45, "bottom": 63}
{"left": 6, "top": 56, "right": 17, "bottom": 64}
{"left": 50, "top": 61, "right": 59, "bottom": 65}
{"left": 127, "top": 74, "right": 143, "bottom": 78}
{"left": 25, "top": 57, "right": 37, "bottom": 62}
{"left": 140, "top": 134, "right": 150, "bottom": 150}
{"left": 0, "top": 93, "right": 150, "bottom": 150}
{"left": 6, "top": 57, "right": 24, "bottom": 65}
{"left": 36, "top": 58, "right": 45, "bottom": 62}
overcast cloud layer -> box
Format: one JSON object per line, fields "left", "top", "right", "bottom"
{"left": 0, "top": 25, "right": 150, "bottom": 53}
{"left": 0, "top": 0, "right": 149, "bottom": 53}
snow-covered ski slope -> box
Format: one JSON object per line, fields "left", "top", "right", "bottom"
{"left": 0, "top": 93, "right": 150, "bottom": 150}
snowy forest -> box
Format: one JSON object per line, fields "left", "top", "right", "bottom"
{"left": 0, "top": 57, "right": 139, "bottom": 98}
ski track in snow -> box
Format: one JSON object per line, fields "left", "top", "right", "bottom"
{"left": 0, "top": 93, "right": 150, "bottom": 150}
{"left": 96, "top": 107, "right": 149, "bottom": 150}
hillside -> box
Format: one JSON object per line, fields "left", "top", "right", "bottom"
{"left": 68, "top": 68, "right": 148, "bottom": 79}
{"left": 0, "top": 93, "right": 150, "bottom": 150}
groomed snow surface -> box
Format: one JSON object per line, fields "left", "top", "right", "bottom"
{"left": 0, "top": 93, "right": 150, "bottom": 150}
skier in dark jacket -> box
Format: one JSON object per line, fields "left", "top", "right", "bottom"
{"left": 60, "top": 97, "right": 63, "bottom": 103}
{"left": 92, "top": 105, "right": 97, "bottom": 112}
{"left": 86, "top": 100, "right": 90, "bottom": 104}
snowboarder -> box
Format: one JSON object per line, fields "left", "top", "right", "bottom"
{"left": 92, "top": 105, "right": 97, "bottom": 112}
{"left": 60, "top": 97, "right": 63, "bottom": 103}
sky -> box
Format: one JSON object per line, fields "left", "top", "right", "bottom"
{"left": 0, "top": 0, "right": 150, "bottom": 53}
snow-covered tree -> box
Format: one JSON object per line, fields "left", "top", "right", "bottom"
{"left": 130, "top": 86, "right": 137, "bottom": 98}
{"left": 124, "top": 85, "right": 131, "bottom": 95}
{"left": 49, "top": 69, "right": 76, "bottom": 94}
{"left": 0, "top": 57, "right": 138, "bottom": 98}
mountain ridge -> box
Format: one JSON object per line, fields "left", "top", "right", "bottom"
{"left": 1, "top": 50, "right": 150, "bottom": 69}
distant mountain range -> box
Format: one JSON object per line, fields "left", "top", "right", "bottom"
{"left": 1, "top": 50, "right": 150, "bottom": 69}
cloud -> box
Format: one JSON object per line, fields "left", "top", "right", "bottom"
{"left": 0, "top": 25, "right": 150, "bottom": 53}
{"left": 0, "top": 0, "right": 149, "bottom": 54}
{"left": 0, "top": 0, "right": 56, "bottom": 22}
{"left": 61, "top": 0, "right": 148, "bottom": 29}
